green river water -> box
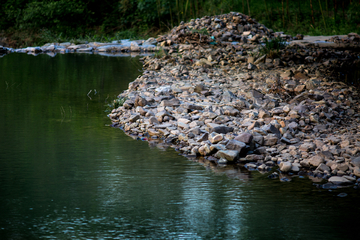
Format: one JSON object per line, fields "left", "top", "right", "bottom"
{"left": 0, "top": 53, "right": 359, "bottom": 240}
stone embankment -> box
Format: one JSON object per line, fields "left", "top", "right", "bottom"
{"left": 0, "top": 38, "right": 160, "bottom": 55}
{"left": 108, "top": 12, "right": 360, "bottom": 189}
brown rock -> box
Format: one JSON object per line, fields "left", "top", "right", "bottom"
{"left": 235, "top": 133, "right": 253, "bottom": 144}
{"left": 299, "top": 142, "right": 316, "bottom": 152}
{"left": 134, "top": 96, "right": 148, "bottom": 107}
{"left": 293, "top": 72, "right": 309, "bottom": 80}
{"left": 264, "top": 135, "right": 278, "bottom": 146}
{"left": 208, "top": 132, "right": 223, "bottom": 144}
{"left": 309, "top": 155, "right": 324, "bottom": 167}
{"left": 226, "top": 139, "right": 246, "bottom": 152}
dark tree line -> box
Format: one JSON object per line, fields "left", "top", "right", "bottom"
{"left": 0, "top": 0, "right": 359, "bottom": 37}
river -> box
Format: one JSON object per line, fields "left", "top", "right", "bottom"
{"left": 0, "top": 53, "right": 359, "bottom": 239}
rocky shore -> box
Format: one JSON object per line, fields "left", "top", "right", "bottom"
{"left": 107, "top": 12, "right": 360, "bottom": 189}
{"left": 2, "top": 12, "right": 360, "bottom": 189}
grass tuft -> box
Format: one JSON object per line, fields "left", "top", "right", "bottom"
{"left": 105, "top": 97, "right": 127, "bottom": 112}
{"left": 259, "top": 36, "right": 286, "bottom": 58}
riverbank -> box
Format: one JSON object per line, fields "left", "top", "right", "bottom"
{"left": 2, "top": 11, "right": 359, "bottom": 189}
{"left": 107, "top": 12, "right": 360, "bottom": 189}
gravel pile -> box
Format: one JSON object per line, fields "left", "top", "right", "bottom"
{"left": 108, "top": 12, "right": 360, "bottom": 189}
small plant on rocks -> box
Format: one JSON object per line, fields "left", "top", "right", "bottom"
{"left": 105, "top": 97, "right": 126, "bottom": 112}
{"left": 154, "top": 48, "right": 167, "bottom": 58}
{"left": 259, "top": 36, "right": 286, "bottom": 58}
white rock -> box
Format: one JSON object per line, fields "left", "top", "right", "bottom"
{"left": 279, "top": 162, "right": 292, "bottom": 172}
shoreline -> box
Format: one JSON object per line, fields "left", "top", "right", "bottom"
{"left": 2, "top": 12, "right": 360, "bottom": 189}
{"left": 107, "top": 13, "right": 360, "bottom": 189}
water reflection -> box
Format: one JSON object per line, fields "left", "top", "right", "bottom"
{"left": 0, "top": 54, "right": 360, "bottom": 240}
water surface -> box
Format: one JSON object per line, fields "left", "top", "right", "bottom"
{"left": 0, "top": 53, "right": 359, "bottom": 239}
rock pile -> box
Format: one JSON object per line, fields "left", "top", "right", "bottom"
{"left": 156, "top": 12, "right": 274, "bottom": 46}
{"left": 109, "top": 13, "right": 360, "bottom": 189}
{"left": 328, "top": 33, "right": 360, "bottom": 45}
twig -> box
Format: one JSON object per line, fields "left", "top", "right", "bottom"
{"left": 318, "top": 0, "right": 327, "bottom": 31}
{"left": 246, "top": 0, "right": 251, "bottom": 16}
{"left": 310, "top": 0, "right": 315, "bottom": 26}
{"left": 87, "top": 90, "right": 92, "bottom": 100}
{"left": 61, "top": 106, "right": 66, "bottom": 117}
{"left": 60, "top": 106, "right": 65, "bottom": 123}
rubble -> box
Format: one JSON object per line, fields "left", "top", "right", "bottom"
{"left": 108, "top": 12, "right": 360, "bottom": 189}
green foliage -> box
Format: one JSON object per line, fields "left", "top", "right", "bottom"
{"left": 259, "top": 36, "right": 286, "bottom": 58}
{"left": 0, "top": 0, "right": 359, "bottom": 47}
{"left": 154, "top": 48, "right": 166, "bottom": 58}
{"left": 20, "top": 1, "right": 88, "bottom": 30}
{"left": 105, "top": 97, "right": 127, "bottom": 112}
{"left": 190, "top": 28, "right": 209, "bottom": 36}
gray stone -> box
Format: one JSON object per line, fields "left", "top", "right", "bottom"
{"left": 280, "top": 137, "right": 292, "bottom": 144}
{"left": 337, "top": 163, "right": 349, "bottom": 172}
{"left": 248, "top": 121, "right": 260, "bottom": 130}
{"left": 212, "top": 125, "right": 234, "bottom": 134}
{"left": 279, "top": 162, "right": 292, "bottom": 172}
{"left": 309, "top": 155, "right": 324, "bottom": 167}
{"left": 226, "top": 139, "right": 246, "bottom": 152}
{"left": 263, "top": 124, "right": 281, "bottom": 138}
{"left": 299, "top": 142, "right": 316, "bottom": 152}
{"left": 251, "top": 89, "right": 264, "bottom": 99}
{"left": 351, "top": 157, "right": 360, "bottom": 167}
{"left": 215, "top": 150, "right": 240, "bottom": 161}
{"left": 353, "top": 167, "right": 360, "bottom": 177}
{"left": 197, "top": 133, "right": 209, "bottom": 142}
{"left": 160, "top": 98, "right": 180, "bottom": 107}
{"left": 155, "top": 123, "right": 173, "bottom": 129}
{"left": 300, "top": 159, "right": 310, "bottom": 167}
{"left": 291, "top": 163, "right": 301, "bottom": 172}
{"left": 328, "top": 176, "right": 353, "bottom": 185}
{"left": 223, "top": 106, "right": 239, "bottom": 116}
{"left": 319, "top": 151, "right": 334, "bottom": 160}
{"left": 218, "top": 158, "right": 228, "bottom": 164}
{"left": 189, "top": 127, "right": 201, "bottom": 135}
{"left": 248, "top": 63, "right": 257, "bottom": 70}
{"left": 123, "top": 100, "right": 134, "bottom": 109}
{"left": 149, "top": 116, "right": 159, "bottom": 125}
{"left": 288, "top": 121, "right": 299, "bottom": 130}
{"left": 136, "top": 106, "right": 147, "bottom": 116}
{"left": 264, "top": 135, "right": 278, "bottom": 146}
{"left": 155, "top": 111, "right": 172, "bottom": 122}
{"left": 208, "top": 132, "right": 223, "bottom": 144}
{"left": 129, "top": 114, "right": 140, "bottom": 122}
{"left": 182, "top": 103, "right": 204, "bottom": 110}
{"left": 327, "top": 136, "right": 341, "bottom": 145}
{"left": 178, "top": 122, "right": 189, "bottom": 129}
{"left": 178, "top": 118, "right": 191, "bottom": 124}
{"left": 316, "top": 163, "right": 330, "bottom": 172}
{"left": 253, "top": 135, "right": 264, "bottom": 145}
{"left": 235, "top": 133, "right": 253, "bottom": 144}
